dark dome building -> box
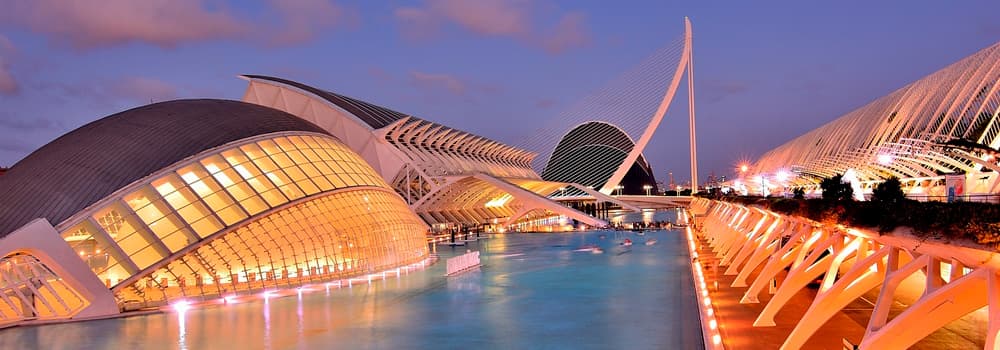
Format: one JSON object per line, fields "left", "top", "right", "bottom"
{"left": 541, "top": 121, "right": 658, "bottom": 195}
{"left": 0, "top": 99, "right": 429, "bottom": 325}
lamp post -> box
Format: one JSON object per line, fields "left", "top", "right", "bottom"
{"left": 615, "top": 185, "right": 623, "bottom": 196}
{"left": 643, "top": 184, "right": 652, "bottom": 196}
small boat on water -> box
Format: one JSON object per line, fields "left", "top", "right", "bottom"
{"left": 645, "top": 239, "right": 657, "bottom": 246}
{"left": 621, "top": 238, "right": 633, "bottom": 247}
{"left": 574, "top": 244, "right": 601, "bottom": 253}
{"left": 591, "top": 247, "right": 604, "bottom": 254}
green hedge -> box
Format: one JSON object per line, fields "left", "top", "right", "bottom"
{"left": 716, "top": 196, "right": 1000, "bottom": 246}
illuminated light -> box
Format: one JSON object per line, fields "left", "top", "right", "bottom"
{"left": 180, "top": 171, "right": 200, "bottom": 184}
{"left": 877, "top": 153, "right": 893, "bottom": 165}
{"left": 709, "top": 319, "right": 717, "bottom": 330}
{"left": 707, "top": 308, "right": 713, "bottom": 316}
{"left": 78, "top": 251, "right": 85, "bottom": 256}
{"left": 262, "top": 290, "right": 275, "bottom": 299}
{"left": 172, "top": 300, "right": 192, "bottom": 313}
{"left": 713, "top": 334, "right": 721, "bottom": 345}
{"left": 701, "top": 290, "right": 708, "bottom": 297}
{"left": 223, "top": 295, "right": 237, "bottom": 304}
{"left": 233, "top": 165, "right": 253, "bottom": 179}
{"left": 204, "top": 163, "right": 221, "bottom": 173}
{"left": 485, "top": 194, "right": 513, "bottom": 208}
{"left": 776, "top": 170, "right": 789, "bottom": 182}
{"left": 703, "top": 297, "right": 711, "bottom": 306}
{"left": 740, "top": 165, "right": 748, "bottom": 173}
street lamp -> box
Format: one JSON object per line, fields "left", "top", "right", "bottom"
{"left": 615, "top": 185, "right": 623, "bottom": 196}
{"left": 643, "top": 184, "right": 652, "bottom": 196}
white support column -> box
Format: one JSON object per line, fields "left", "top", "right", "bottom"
{"left": 754, "top": 233, "right": 839, "bottom": 327}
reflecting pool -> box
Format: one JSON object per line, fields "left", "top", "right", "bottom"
{"left": 0, "top": 215, "right": 703, "bottom": 349}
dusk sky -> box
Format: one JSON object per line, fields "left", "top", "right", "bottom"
{"left": 0, "top": 0, "right": 998, "bottom": 185}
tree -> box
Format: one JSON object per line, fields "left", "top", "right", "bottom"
{"left": 821, "top": 174, "right": 853, "bottom": 201}
{"left": 872, "top": 177, "right": 905, "bottom": 205}
{"left": 792, "top": 187, "right": 805, "bottom": 199}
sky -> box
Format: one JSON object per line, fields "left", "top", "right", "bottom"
{"left": 0, "top": 0, "right": 998, "bottom": 185}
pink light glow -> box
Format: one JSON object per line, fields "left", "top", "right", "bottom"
{"left": 172, "top": 300, "right": 192, "bottom": 313}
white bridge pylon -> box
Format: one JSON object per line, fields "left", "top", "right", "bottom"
{"left": 526, "top": 18, "right": 699, "bottom": 196}
{"left": 600, "top": 17, "right": 698, "bottom": 195}
{"left": 689, "top": 198, "right": 1000, "bottom": 349}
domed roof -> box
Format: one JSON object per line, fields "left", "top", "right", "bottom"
{"left": 0, "top": 99, "right": 328, "bottom": 236}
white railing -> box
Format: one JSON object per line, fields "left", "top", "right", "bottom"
{"left": 446, "top": 251, "right": 481, "bottom": 276}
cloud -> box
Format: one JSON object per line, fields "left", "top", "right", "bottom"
{"left": 395, "top": 0, "right": 590, "bottom": 54}
{"left": 427, "top": 0, "right": 530, "bottom": 36}
{"left": 111, "top": 77, "right": 180, "bottom": 104}
{"left": 537, "top": 12, "right": 589, "bottom": 54}
{"left": 265, "top": 0, "right": 359, "bottom": 46}
{"left": 0, "top": 0, "right": 249, "bottom": 49}
{"left": 703, "top": 80, "right": 750, "bottom": 103}
{"left": 0, "top": 35, "right": 17, "bottom": 95}
{"left": 0, "top": 0, "right": 351, "bottom": 49}
{"left": 535, "top": 98, "right": 557, "bottom": 109}
{"left": 409, "top": 71, "right": 466, "bottom": 95}
{"left": 0, "top": 35, "right": 14, "bottom": 54}
{"left": 0, "top": 137, "right": 35, "bottom": 154}
{"left": 0, "top": 60, "right": 16, "bottom": 95}
{"left": 31, "top": 76, "right": 183, "bottom": 109}
{"left": 367, "top": 67, "right": 393, "bottom": 83}
{"left": 0, "top": 113, "right": 60, "bottom": 132}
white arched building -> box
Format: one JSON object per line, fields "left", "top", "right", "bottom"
{"left": 240, "top": 75, "right": 618, "bottom": 229}
{"left": 748, "top": 41, "right": 1000, "bottom": 199}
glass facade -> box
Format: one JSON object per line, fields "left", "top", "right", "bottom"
{"left": 55, "top": 133, "right": 428, "bottom": 308}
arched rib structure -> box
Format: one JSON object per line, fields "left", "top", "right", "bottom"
{"left": 749, "top": 41, "right": 1000, "bottom": 195}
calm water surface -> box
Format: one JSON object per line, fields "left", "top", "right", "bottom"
{"left": 0, "top": 212, "right": 703, "bottom": 349}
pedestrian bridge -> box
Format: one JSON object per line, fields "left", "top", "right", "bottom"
{"left": 552, "top": 195, "right": 692, "bottom": 210}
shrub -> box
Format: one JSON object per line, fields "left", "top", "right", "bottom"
{"left": 872, "top": 177, "right": 905, "bottom": 205}
{"left": 820, "top": 174, "right": 853, "bottom": 202}
{"left": 792, "top": 187, "right": 805, "bottom": 199}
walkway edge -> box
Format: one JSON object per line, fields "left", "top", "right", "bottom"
{"left": 682, "top": 209, "right": 725, "bottom": 349}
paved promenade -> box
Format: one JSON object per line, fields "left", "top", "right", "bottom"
{"left": 691, "top": 234, "right": 984, "bottom": 349}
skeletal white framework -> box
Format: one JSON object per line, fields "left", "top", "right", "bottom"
{"left": 691, "top": 198, "right": 1000, "bottom": 349}
{"left": 241, "top": 76, "right": 613, "bottom": 228}
{"left": 749, "top": 41, "right": 1000, "bottom": 196}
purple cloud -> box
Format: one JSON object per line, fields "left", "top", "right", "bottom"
{"left": 0, "top": 0, "right": 352, "bottom": 49}
{"left": 394, "top": 0, "right": 590, "bottom": 54}
{"left": 409, "top": 71, "right": 466, "bottom": 95}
